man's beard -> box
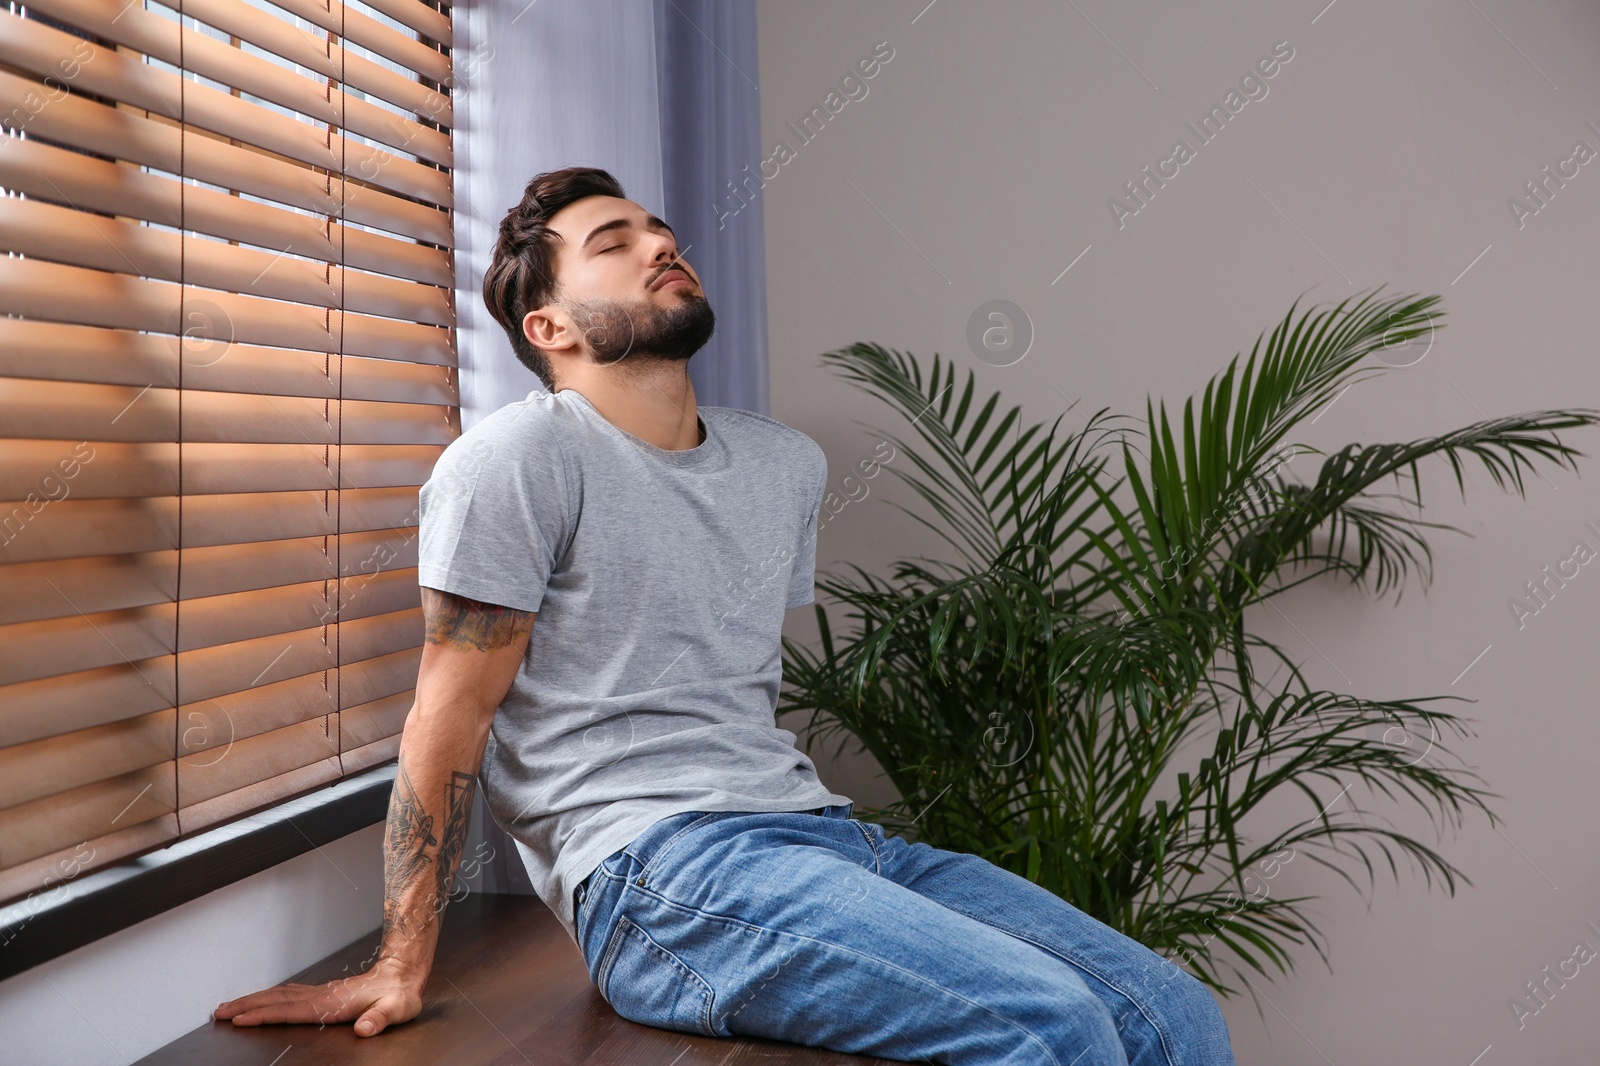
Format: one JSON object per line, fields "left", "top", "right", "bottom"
{"left": 564, "top": 290, "right": 716, "bottom": 368}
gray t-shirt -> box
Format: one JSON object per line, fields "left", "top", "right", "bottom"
{"left": 416, "top": 387, "right": 852, "bottom": 947}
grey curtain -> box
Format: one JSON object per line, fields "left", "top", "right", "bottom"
{"left": 449, "top": 0, "right": 769, "bottom": 897}
{"left": 654, "top": 0, "right": 772, "bottom": 414}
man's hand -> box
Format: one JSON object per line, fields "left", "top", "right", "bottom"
{"left": 212, "top": 956, "right": 424, "bottom": 1037}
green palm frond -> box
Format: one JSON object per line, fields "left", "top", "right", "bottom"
{"left": 780, "top": 286, "right": 1600, "bottom": 996}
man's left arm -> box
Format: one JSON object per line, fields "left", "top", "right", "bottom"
{"left": 786, "top": 447, "right": 827, "bottom": 610}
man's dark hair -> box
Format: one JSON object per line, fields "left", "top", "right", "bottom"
{"left": 482, "top": 166, "right": 627, "bottom": 391}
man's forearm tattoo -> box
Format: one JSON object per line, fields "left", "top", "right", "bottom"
{"left": 422, "top": 588, "right": 534, "bottom": 650}
{"left": 380, "top": 756, "right": 481, "bottom": 951}
{"left": 434, "top": 770, "right": 477, "bottom": 911}
{"left": 382, "top": 756, "right": 436, "bottom": 946}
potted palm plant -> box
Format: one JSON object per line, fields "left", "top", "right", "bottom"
{"left": 779, "top": 287, "right": 1600, "bottom": 1001}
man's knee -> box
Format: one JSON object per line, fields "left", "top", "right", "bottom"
{"left": 1168, "top": 967, "right": 1228, "bottom": 1029}
{"left": 1140, "top": 962, "right": 1234, "bottom": 1058}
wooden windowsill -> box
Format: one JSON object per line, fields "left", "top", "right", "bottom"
{"left": 138, "top": 891, "right": 897, "bottom": 1064}
{"left": 0, "top": 765, "right": 395, "bottom": 982}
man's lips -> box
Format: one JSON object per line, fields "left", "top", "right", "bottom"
{"left": 652, "top": 268, "right": 692, "bottom": 290}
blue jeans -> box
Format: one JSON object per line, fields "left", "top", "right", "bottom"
{"left": 572, "top": 802, "right": 1235, "bottom": 1065}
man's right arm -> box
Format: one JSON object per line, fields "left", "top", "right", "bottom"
{"left": 213, "top": 587, "right": 535, "bottom": 1037}
{"left": 375, "top": 588, "right": 536, "bottom": 984}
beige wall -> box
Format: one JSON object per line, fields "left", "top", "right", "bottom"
{"left": 760, "top": 2, "right": 1600, "bottom": 1062}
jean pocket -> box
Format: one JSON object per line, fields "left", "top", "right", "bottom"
{"left": 574, "top": 874, "right": 591, "bottom": 927}
{"left": 595, "top": 914, "right": 717, "bottom": 1038}
{"left": 635, "top": 811, "right": 725, "bottom": 883}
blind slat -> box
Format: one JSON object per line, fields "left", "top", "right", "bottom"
{"left": 339, "top": 607, "right": 425, "bottom": 664}
{"left": 0, "top": 540, "right": 422, "bottom": 632}
{"left": 0, "top": 381, "right": 455, "bottom": 446}
{"left": 361, "top": 0, "right": 450, "bottom": 44}
{"left": 182, "top": 487, "right": 423, "bottom": 548}
{"left": 181, "top": 0, "right": 452, "bottom": 124}
{"left": 0, "top": 449, "right": 393, "bottom": 508}
{"left": 0, "top": 497, "right": 177, "bottom": 565}
{"left": 0, "top": 380, "right": 179, "bottom": 444}
{"left": 184, "top": 670, "right": 341, "bottom": 757}
{"left": 174, "top": 756, "right": 342, "bottom": 846}
{"left": 0, "top": 198, "right": 455, "bottom": 326}
{"left": 183, "top": 529, "right": 420, "bottom": 600}
{"left": 264, "top": 0, "right": 450, "bottom": 84}
{"left": 0, "top": 552, "right": 178, "bottom": 626}
{"left": 0, "top": 321, "right": 456, "bottom": 402}
{"left": 0, "top": 443, "right": 437, "bottom": 509}
{"left": 178, "top": 625, "right": 338, "bottom": 706}
{"left": 0, "top": 69, "right": 452, "bottom": 246}
{"left": 0, "top": 656, "right": 175, "bottom": 750}
{"left": 177, "top": 571, "right": 420, "bottom": 653}
{"left": 0, "top": 260, "right": 457, "bottom": 365}
{"left": 342, "top": 731, "right": 403, "bottom": 775}
{"left": 340, "top": 648, "right": 422, "bottom": 709}
{"left": 19, "top": 0, "right": 452, "bottom": 161}
{"left": 0, "top": 766, "right": 176, "bottom": 874}
{"left": 0, "top": 604, "right": 176, "bottom": 687}
{"left": 0, "top": 709, "right": 173, "bottom": 811}
{"left": 177, "top": 718, "right": 341, "bottom": 809}
{"left": 0, "top": 494, "right": 379, "bottom": 566}
{"left": 184, "top": 443, "right": 445, "bottom": 495}
{"left": 341, "top": 690, "right": 414, "bottom": 750}
{"left": 0, "top": 18, "right": 451, "bottom": 208}
{"left": 0, "top": 318, "right": 175, "bottom": 389}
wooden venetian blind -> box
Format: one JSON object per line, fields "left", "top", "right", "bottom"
{"left": 0, "top": 0, "right": 457, "bottom": 904}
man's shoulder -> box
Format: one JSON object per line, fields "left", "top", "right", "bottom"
{"left": 439, "top": 391, "right": 574, "bottom": 463}
{"left": 422, "top": 393, "right": 578, "bottom": 508}
{"left": 706, "top": 407, "right": 824, "bottom": 469}
{"left": 463, "top": 390, "right": 572, "bottom": 441}
{"left": 706, "top": 404, "right": 810, "bottom": 441}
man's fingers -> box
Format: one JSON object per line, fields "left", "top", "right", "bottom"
{"left": 231, "top": 999, "right": 347, "bottom": 1027}
{"left": 216, "top": 986, "right": 357, "bottom": 1025}
{"left": 228, "top": 1004, "right": 303, "bottom": 1027}
{"left": 215, "top": 989, "right": 293, "bottom": 1020}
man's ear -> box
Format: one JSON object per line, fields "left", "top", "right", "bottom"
{"left": 522, "top": 307, "right": 555, "bottom": 349}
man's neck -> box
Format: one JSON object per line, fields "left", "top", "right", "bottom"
{"left": 556, "top": 364, "right": 702, "bottom": 451}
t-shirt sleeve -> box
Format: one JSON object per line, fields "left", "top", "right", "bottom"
{"left": 786, "top": 445, "right": 826, "bottom": 610}
{"left": 416, "top": 421, "right": 569, "bottom": 614}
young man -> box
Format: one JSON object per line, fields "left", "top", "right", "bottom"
{"left": 214, "top": 167, "right": 1236, "bottom": 1065}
